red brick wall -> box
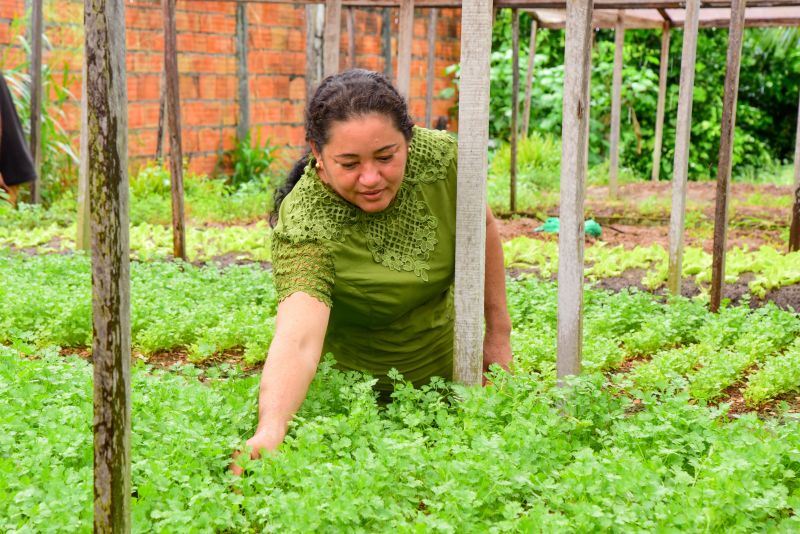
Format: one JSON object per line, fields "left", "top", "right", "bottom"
{"left": 0, "top": 0, "right": 461, "bottom": 176}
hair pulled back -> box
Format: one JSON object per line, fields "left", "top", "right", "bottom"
{"left": 272, "top": 69, "right": 414, "bottom": 223}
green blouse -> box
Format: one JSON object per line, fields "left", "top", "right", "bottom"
{"left": 272, "top": 126, "right": 458, "bottom": 394}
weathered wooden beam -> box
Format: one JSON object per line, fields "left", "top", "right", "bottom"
{"left": 510, "top": 7, "right": 520, "bottom": 212}
{"left": 608, "top": 10, "right": 625, "bottom": 198}
{"left": 85, "top": 0, "right": 131, "bottom": 528}
{"left": 454, "top": 0, "right": 493, "bottom": 386}
{"left": 236, "top": 2, "right": 250, "bottom": 140}
{"left": 425, "top": 7, "right": 438, "bottom": 128}
{"left": 77, "top": 59, "right": 90, "bottom": 251}
{"left": 557, "top": 0, "right": 593, "bottom": 380}
{"left": 164, "top": 0, "right": 187, "bottom": 261}
{"left": 382, "top": 7, "right": 393, "bottom": 78}
{"left": 306, "top": 4, "right": 325, "bottom": 95}
{"left": 522, "top": 18, "right": 538, "bottom": 136}
{"left": 651, "top": 21, "right": 670, "bottom": 182}
{"left": 397, "top": 0, "right": 414, "bottom": 97}
{"left": 667, "top": 0, "right": 700, "bottom": 296}
{"left": 324, "top": 0, "right": 342, "bottom": 77}
{"left": 347, "top": 7, "right": 356, "bottom": 68}
{"left": 225, "top": 0, "right": 800, "bottom": 8}
{"left": 788, "top": 74, "right": 800, "bottom": 250}
{"left": 710, "top": 0, "right": 746, "bottom": 312}
{"left": 155, "top": 69, "right": 166, "bottom": 160}
{"left": 28, "top": 0, "right": 43, "bottom": 204}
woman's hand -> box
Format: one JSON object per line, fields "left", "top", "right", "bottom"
{"left": 230, "top": 427, "right": 285, "bottom": 475}
{"left": 483, "top": 329, "right": 512, "bottom": 384}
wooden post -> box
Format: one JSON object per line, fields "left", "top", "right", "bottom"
{"left": 28, "top": 0, "right": 43, "bottom": 203}
{"left": 155, "top": 68, "right": 166, "bottom": 160}
{"left": 790, "top": 87, "right": 800, "bottom": 252}
{"left": 454, "top": 0, "right": 492, "bottom": 386}
{"left": 235, "top": 2, "right": 250, "bottom": 141}
{"left": 85, "top": 0, "right": 131, "bottom": 529}
{"left": 522, "top": 18, "right": 538, "bottom": 137}
{"left": 608, "top": 10, "right": 625, "bottom": 199}
{"left": 666, "top": 0, "right": 700, "bottom": 296}
{"left": 347, "top": 7, "right": 356, "bottom": 68}
{"left": 382, "top": 7, "right": 393, "bottom": 78}
{"left": 163, "top": 0, "right": 186, "bottom": 261}
{"left": 323, "top": 0, "right": 342, "bottom": 78}
{"left": 710, "top": 0, "right": 747, "bottom": 312}
{"left": 425, "top": 8, "right": 438, "bottom": 128}
{"left": 76, "top": 59, "right": 90, "bottom": 251}
{"left": 557, "top": 0, "right": 593, "bottom": 380}
{"left": 651, "top": 21, "right": 670, "bottom": 182}
{"left": 397, "top": 0, "right": 414, "bottom": 98}
{"left": 306, "top": 4, "right": 325, "bottom": 96}
{"left": 510, "top": 8, "right": 520, "bottom": 212}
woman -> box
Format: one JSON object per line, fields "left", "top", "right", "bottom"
{"left": 236, "top": 70, "right": 512, "bottom": 467}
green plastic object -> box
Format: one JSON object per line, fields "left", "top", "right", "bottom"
{"left": 534, "top": 217, "right": 602, "bottom": 238}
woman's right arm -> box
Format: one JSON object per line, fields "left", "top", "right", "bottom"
{"left": 232, "top": 292, "right": 330, "bottom": 472}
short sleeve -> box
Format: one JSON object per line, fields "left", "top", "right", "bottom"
{"left": 272, "top": 234, "right": 334, "bottom": 307}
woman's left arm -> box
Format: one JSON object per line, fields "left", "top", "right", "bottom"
{"left": 483, "top": 205, "right": 513, "bottom": 377}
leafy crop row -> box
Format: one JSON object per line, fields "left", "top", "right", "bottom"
{"left": 2, "top": 349, "right": 799, "bottom": 532}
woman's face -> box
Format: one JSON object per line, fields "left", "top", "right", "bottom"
{"left": 312, "top": 113, "right": 409, "bottom": 213}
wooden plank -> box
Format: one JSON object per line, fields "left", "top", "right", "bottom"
{"left": 397, "top": 0, "right": 414, "bottom": 97}
{"left": 28, "top": 0, "right": 43, "bottom": 203}
{"left": 85, "top": 0, "right": 131, "bottom": 529}
{"left": 382, "top": 7, "right": 393, "bottom": 78}
{"left": 510, "top": 8, "right": 520, "bottom": 212}
{"left": 164, "top": 0, "right": 187, "bottom": 261}
{"left": 666, "top": 0, "right": 700, "bottom": 296}
{"left": 608, "top": 9, "right": 625, "bottom": 198}
{"left": 425, "top": 7, "right": 438, "bottom": 128}
{"left": 76, "top": 59, "right": 90, "bottom": 251}
{"left": 306, "top": 4, "right": 325, "bottom": 95}
{"left": 788, "top": 71, "right": 800, "bottom": 250}
{"left": 236, "top": 0, "right": 800, "bottom": 8}
{"left": 155, "top": 68, "right": 166, "bottom": 160}
{"left": 710, "top": 0, "right": 747, "bottom": 312}
{"left": 347, "top": 6, "right": 356, "bottom": 68}
{"left": 236, "top": 2, "right": 250, "bottom": 140}
{"left": 454, "top": 0, "right": 493, "bottom": 386}
{"left": 324, "top": 0, "right": 342, "bottom": 77}
{"left": 651, "top": 22, "right": 670, "bottom": 182}
{"left": 557, "top": 0, "right": 593, "bottom": 379}
{"left": 522, "top": 18, "right": 537, "bottom": 136}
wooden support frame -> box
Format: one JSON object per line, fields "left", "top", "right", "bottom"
{"left": 155, "top": 69, "right": 166, "bottom": 160}
{"left": 77, "top": 61, "right": 90, "bottom": 251}
{"left": 425, "top": 8, "right": 438, "bottom": 127}
{"left": 710, "top": 0, "right": 747, "bottom": 312}
{"left": 164, "top": 0, "right": 187, "bottom": 261}
{"left": 522, "top": 18, "right": 538, "bottom": 136}
{"left": 651, "top": 21, "right": 670, "bottom": 182}
{"left": 382, "top": 7, "right": 393, "bottom": 78}
{"left": 557, "top": 0, "right": 594, "bottom": 379}
{"left": 510, "top": 8, "right": 520, "bottom": 212}
{"left": 347, "top": 7, "right": 357, "bottom": 68}
{"left": 236, "top": 2, "right": 250, "bottom": 140}
{"left": 454, "top": 0, "right": 493, "bottom": 386}
{"left": 306, "top": 3, "right": 325, "bottom": 95}
{"left": 324, "top": 0, "right": 342, "bottom": 77}
{"left": 666, "top": 0, "right": 700, "bottom": 296}
{"left": 397, "top": 0, "right": 415, "bottom": 97}
{"left": 29, "top": 0, "right": 43, "bottom": 204}
{"left": 608, "top": 10, "right": 625, "bottom": 198}
{"left": 790, "top": 87, "right": 800, "bottom": 251}
{"left": 85, "top": 0, "right": 131, "bottom": 528}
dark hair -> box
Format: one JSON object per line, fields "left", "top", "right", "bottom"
{"left": 271, "top": 69, "right": 414, "bottom": 224}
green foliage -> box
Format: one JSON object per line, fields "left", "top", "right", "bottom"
{"left": 744, "top": 339, "right": 800, "bottom": 406}
{"left": 223, "top": 130, "right": 278, "bottom": 191}
{"left": 458, "top": 12, "right": 800, "bottom": 182}
{"left": 2, "top": 349, "right": 800, "bottom": 531}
